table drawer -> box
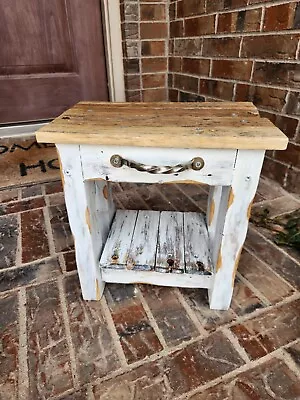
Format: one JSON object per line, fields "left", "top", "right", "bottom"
{"left": 80, "top": 145, "right": 237, "bottom": 186}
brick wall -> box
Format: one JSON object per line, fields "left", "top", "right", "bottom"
{"left": 120, "top": 0, "right": 169, "bottom": 102}
{"left": 120, "top": 0, "right": 300, "bottom": 193}
{"left": 168, "top": 0, "right": 300, "bottom": 193}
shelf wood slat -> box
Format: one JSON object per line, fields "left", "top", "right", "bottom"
{"left": 100, "top": 210, "right": 138, "bottom": 268}
{"left": 184, "top": 212, "right": 211, "bottom": 274}
{"left": 127, "top": 210, "right": 160, "bottom": 270}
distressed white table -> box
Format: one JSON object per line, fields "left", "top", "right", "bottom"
{"left": 36, "top": 102, "right": 288, "bottom": 310}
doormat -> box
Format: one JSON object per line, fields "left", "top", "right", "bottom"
{"left": 0, "top": 135, "right": 60, "bottom": 190}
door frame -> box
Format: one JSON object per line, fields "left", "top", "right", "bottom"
{"left": 0, "top": 0, "right": 125, "bottom": 138}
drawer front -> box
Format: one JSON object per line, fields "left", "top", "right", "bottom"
{"left": 80, "top": 145, "right": 236, "bottom": 186}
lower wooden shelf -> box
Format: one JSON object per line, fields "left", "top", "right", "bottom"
{"left": 99, "top": 210, "right": 213, "bottom": 287}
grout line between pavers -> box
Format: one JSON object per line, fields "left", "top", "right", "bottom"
{"left": 236, "top": 272, "right": 271, "bottom": 306}
{"left": 136, "top": 286, "right": 168, "bottom": 349}
{"left": 222, "top": 327, "right": 251, "bottom": 364}
{"left": 276, "top": 347, "right": 300, "bottom": 380}
{"left": 43, "top": 206, "right": 56, "bottom": 256}
{"left": 174, "top": 288, "right": 207, "bottom": 337}
{"left": 99, "top": 295, "right": 128, "bottom": 368}
{"left": 57, "top": 276, "right": 80, "bottom": 390}
{"left": 174, "top": 340, "right": 300, "bottom": 400}
{"left": 16, "top": 212, "right": 22, "bottom": 267}
{"left": 250, "top": 224, "right": 300, "bottom": 268}
{"left": 18, "top": 288, "right": 29, "bottom": 400}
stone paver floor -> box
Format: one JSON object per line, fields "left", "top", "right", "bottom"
{"left": 0, "top": 177, "right": 300, "bottom": 399}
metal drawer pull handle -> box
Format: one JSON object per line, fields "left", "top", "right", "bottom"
{"left": 110, "top": 154, "right": 205, "bottom": 174}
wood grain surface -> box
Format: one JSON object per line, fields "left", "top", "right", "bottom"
{"left": 36, "top": 102, "right": 288, "bottom": 150}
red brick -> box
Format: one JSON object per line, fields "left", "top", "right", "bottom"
{"left": 64, "top": 275, "right": 120, "bottom": 384}
{"left": 124, "top": 58, "right": 140, "bottom": 74}
{"left": 124, "top": 74, "right": 140, "bottom": 91}
{"left": 27, "top": 282, "right": 73, "bottom": 398}
{"left": 182, "top": 58, "right": 210, "bottom": 76}
{"left": 169, "top": 56, "right": 182, "bottom": 72}
{"left": 177, "top": 0, "right": 183, "bottom": 18}
{"left": 179, "top": 91, "right": 206, "bottom": 102}
{"left": 235, "top": 84, "right": 287, "bottom": 112}
{"left": 48, "top": 192, "right": 65, "bottom": 206}
{"left": 245, "top": 227, "right": 300, "bottom": 290}
{"left": 174, "top": 74, "right": 199, "bottom": 92}
{"left": 49, "top": 204, "right": 73, "bottom": 253}
{"left": 105, "top": 284, "right": 163, "bottom": 364}
{"left": 0, "top": 294, "right": 18, "bottom": 399}
{"left": 142, "top": 73, "right": 166, "bottom": 88}
{"left": 21, "top": 208, "right": 49, "bottom": 263}
{"left": 158, "top": 184, "right": 202, "bottom": 212}
{"left": 175, "top": 38, "right": 203, "bottom": 57}
{"left": 190, "top": 358, "right": 300, "bottom": 399}
{"left": 126, "top": 90, "right": 142, "bottom": 102}
{"left": 141, "top": 40, "right": 165, "bottom": 56}
{"left": 285, "top": 92, "right": 300, "bottom": 116}
{"left": 253, "top": 62, "right": 300, "bottom": 88}
{"left": 0, "top": 257, "right": 61, "bottom": 292}
{"left": 263, "top": 3, "right": 298, "bottom": 31}
{"left": 169, "top": 88, "right": 179, "bottom": 101}
{"left": 0, "top": 188, "right": 18, "bottom": 203}
{"left": 0, "top": 197, "right": 46, "bottom": 216}
{"left": 63, "top": 251, "right": 77, "bottom": 272}
{"left": 140, "top": 4, "right": 166, "bottom": 21}
{"left": 166, "top": 332, "right": 245, "bottom": 394}
{"left": 140, "top": 23, "right": 168, "bottom": 39}
{"left": 203, "top": 37, "right": 241, "bottom": 57}
{"left": 262, "top": 156, "right": 287, "bottom": 188}
{"left": 142, "top": 57, "right": 167, "bottom": 72}
{"left": 140, "top": 285, "right": 198, "bottom": 345}
{"left": 142, "top": 88, "right": 167, "bottom": 101}
{"left": 185, "top": 15, "right": 215, "bottom": 36}
{"left": 286, "top": 341, "right": 300, "bottom": 368}
{"left": 241, "top": 34, "right": 300, "bottom": 60}
{"left": 22, "top": 185, "right": 42, "bottom": 198}
{"left": 45, "top": 180, "right": 63, "bottom": 194}
{"left": 93, "top": 360, "right": 170, "bottom": 399}
{"left": 274, "top": 142, "right": 300, "bottom": 166}
{"left": 0, "top": 214, "right": 18, "bottom": 269}
{"left": 200, "top": 79, "right": 234, "bottom": 101}
{"left": 212, "top": 60, "right": 252, "bottom": 81}
{"left": 182, "top": 0, "right": 206, "bottom": 17}
{"left": 218, "top": 9, "right": 261, "bottom": 32}
{"left": 238, "top": 250, "right": 294, "bottom": 303}
{"left": 170, "top": 20, "right": 183, "bottom": 37}
{"left": 231, "top": 298, "right": 300, "bottom": 360}
{"left": 285, "top": 166, "right": 300, "bottom": 194}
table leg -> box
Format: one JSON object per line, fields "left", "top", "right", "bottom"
{"left": 208, "top": 150, "right": 265, "bottom": 310}
{"left": 57, "top": 144, "right": 115, "bottom": 300}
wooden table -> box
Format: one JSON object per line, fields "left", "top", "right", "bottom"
{"left": 36, "top": 102, "right": 288, "bottom": 310}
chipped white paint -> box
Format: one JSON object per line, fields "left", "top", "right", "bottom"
{"left": 156, "top": 211, "right": 185, "bottom": 273}
{"left": 80, "top": 145, "right": 237, "bottom": 186}
{"left": 56, "top": 144, "right": 115, "bottom": 300}
{"left": 184, "top": 212, "right": 212, "bottom": 274}
{"left": 208, "top": 150, "right": 265, "bottom": 310}
{"left": 102, "top": 268, "right": 213, "bottom": 289}
{"left": 128, "top": 210, "right": 160, "bottom": 270}
{"left": 100, "top": 210, "right": 138, "bottom": 268}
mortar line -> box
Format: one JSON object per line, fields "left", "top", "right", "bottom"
{"left": 236, "top": 272, "right": 271, "bottom": 306}
{"left": 136, "top": 286, "right": 168, "bottom": 348}
{"left": 222, "top": 327, "right": 251, "bottom": 363}
{"left": 18, "top": 288, "right": 29, "bottom": 400}
{"left": 260, "top": 6, "right": 266, "bottom": 32}
{"left": 276, "top": 347, "right": 300, "bottom": 379}
{"left": 99, "top": 295, "right": 128, "bottom": 367}
{"left": 15, "top": 212, "right": 22, "bottom": 267}
{"left": 248, "top": 224, "right": 300, "bottom": 267}
{"left": 174, "top": 288, "right": 207, "bottom": 336}
{"left": 167, "top": 53, "right": 300, "bottom": 64}
{"left": 57, "top": 276, "right": 80, "bottom": 390}
{"left": 43, "top": 206, "right": 56, "bottom": 256}
{"left": 173, "top": 29, "right": 300, "bottom": 39}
